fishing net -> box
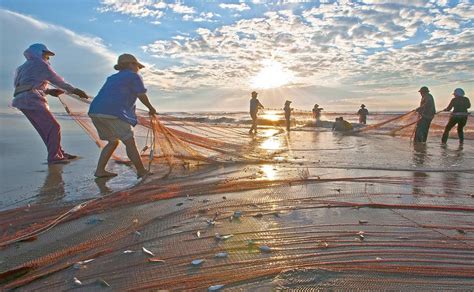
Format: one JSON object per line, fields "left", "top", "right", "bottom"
{"left": 1, "top": 173, "right": 473, "bottom": 290}
{"left": 1, "top": 94, "right": 473, "bottom": 290}
{"left": 57, "top": 94, "right": 284, "bottom": 170}
{"left": 353, "top": 110, "right": 474, "bottom": 140}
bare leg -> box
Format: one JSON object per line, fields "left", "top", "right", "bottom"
{"left": 123, "top": 137, "right": 148, "bottom": 178}
{"left": 95, "top": 139, "right": 119, "bottom": 177}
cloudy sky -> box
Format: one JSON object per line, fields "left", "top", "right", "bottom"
{"left": 1, "top": 0, "right": 473, "bottom": 112}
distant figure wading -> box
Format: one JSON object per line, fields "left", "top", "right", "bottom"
{"left": 249, "top": 91, "right": 264, "bottom": 134}
{"left": 312, "top": 104, "right": 323, "bottom": 126}
{"left": 414, "top": 86, "right": 436, "bottom": 143}
{"left": 284, "top": 100, "right": 293, "bottom": 131}
{"left": 441, "top": 88, "right": 471, "bottom": 144}
{"left": 357, "top": 104, "right": 369, "bottom": 124}
{"left": 12, "top": 43, "right": 90, "bottom": 164}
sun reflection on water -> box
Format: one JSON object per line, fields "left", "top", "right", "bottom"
{"left": 260, "top": 111, "right": 280, "bottom": 122}
{"left": 261, "top": 136, "right": 281, "bottom": 150}
{"left": 261, "top": 164, "right": 276, "bottom": 180}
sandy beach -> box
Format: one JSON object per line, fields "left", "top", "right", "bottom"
{"left": 1, "top": 111, "right": 473, "bottom": 290}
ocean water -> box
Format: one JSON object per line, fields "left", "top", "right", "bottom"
{"left": 1, "top": 110, "right": 472, "bottom": 212}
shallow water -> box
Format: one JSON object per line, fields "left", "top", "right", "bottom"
{"left": 0, "top": 113, "right": 139, "bottom": 211}
{"left": 1, "top": 112, "right": 473, "bottom": 212}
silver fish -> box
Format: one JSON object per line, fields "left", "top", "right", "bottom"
{"left": 191, "top": 259, "right": 204, "bottom": 266}
{"left": 215, "top": 252, "right": 228, "bottom": 258}
{"left": 77, "top": 259, "right": 94, "bottom": 265}
{"left": 73, "top": 277, "right": 82, "bottom": 286}
{"left": 215, "top": 233, "right": 233, "bottom": 240}
{"left": 259, "top": 245, "right": 271, "bottom": 253}
{"left": 148, "top": 258, "right": 166, "bottom": 263}
{"left": 208, "top": 284, "right": 224, "bottom": 291}
{"left": 142, "top": 247, "right": 155, "bottom": 256}
{"left": 97, "top": 279, "right": 110, "bottom": 287}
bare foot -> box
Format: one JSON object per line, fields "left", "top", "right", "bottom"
{"left": 95, "top": 171, "right": 118, "bottom": 178}
{"left": 137, "top": 170, "right": 152, "bottom": 179}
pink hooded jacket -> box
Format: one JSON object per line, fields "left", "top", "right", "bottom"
{"left": 12, "top": 44, "right": 75, "bottom": 110}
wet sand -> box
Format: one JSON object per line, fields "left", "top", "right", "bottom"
{"left": 0, "top": 113, "right": 140, "bottom": 211}
{"left": 1, "top": 114, "right": 473, "bottom": 290}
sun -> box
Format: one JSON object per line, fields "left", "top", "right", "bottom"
{"left": 251, "top": 60, "right": 294, "bottom": 89}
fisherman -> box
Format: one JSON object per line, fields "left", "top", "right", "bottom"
{"left": 249, "top": 91, "right": 264, "bottom": 134}
{"left": 332, "top": 117, "right": 353, "bottom": 132}
{"left": 284, "top": 100, "right": 293, "bottom": 131}
{"left": 357, "top": 104, "right": 369, "bottom": 124}
{"left": 312, "top": 104, "right": 323, "bottom": 126}
{"left": 88, "top": 54, "right": 157, "bottom": 178}
{"left": 414, "top": 86, "right": 436, "bottom": 143}
{"left": 12, "top": 43, "right": 90, "bottom": 164}
{"left": 441, "top": 88, "right": 471, "bottom": 144}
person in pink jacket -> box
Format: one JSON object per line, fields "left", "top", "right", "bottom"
{"left": 12, "top": 43, "right": 89, "bottom": 164}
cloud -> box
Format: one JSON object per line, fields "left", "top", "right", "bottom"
{"left": 140, "top": 1, "right": 473, "bottom": 110}
{"left": 98, "top": 0, "right": 166, "bottom": 20}
{"left": 219, "top": 3, "right": 250, "bottom": 11}
{"left": 0, "top": 9, "right": 117, "bottom": 111}
{"left": 98, "top": 0, "right": 197, "bottom": 20}
{"left": 182, "top": 11, "right": 219, "bottom": 22}
{"left": 169, "top": 3, "right": 196, "bottom": 14}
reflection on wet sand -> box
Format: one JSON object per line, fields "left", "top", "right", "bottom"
{"left": 260, "top": 164, "right": 276, "bottom": 180}
{"left": 440, "top": 144, "right": 464, "bottom": 195}
{"left": 260, "top": 129, "right": 283, "bottom": 151}
{"left": 94, "top": 177, "right": 113, "bottom": 195}
{"left": 411, "top": 144, "right": 429, "bottom": 197}
{"left": 37, "top": 165, "right": 66, "bottom": 204}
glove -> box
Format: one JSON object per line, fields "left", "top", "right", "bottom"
{"left": 46, "top": 88, "right": 65, "bottom": 97}
{"left": 72, "top": 88, "right": 89, "bottom": 99}
{"left": 149, "top": 107, "right": 157, "bottom": 115}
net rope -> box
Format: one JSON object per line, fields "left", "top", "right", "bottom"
{"left": 0, "top": 94, "right": 473, "bottom": 290}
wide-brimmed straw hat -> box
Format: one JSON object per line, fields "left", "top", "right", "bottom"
{"left": 361, "top": 104, "right": 366, "bottom": 107}
{"left": 285, "top": 100, "right": 292, "bottom": 104}
{"left": 114, "top": 53, "right": 145, "bottom": 70}
{"left": 251, "top": 91, "right": 258, "bottom": 95}
{"left": 418, "top": 86, "right": 429, "bottom": 93}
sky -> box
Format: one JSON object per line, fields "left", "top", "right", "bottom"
{"left": 0, "top": 0, "right": 473, "bottom": 112}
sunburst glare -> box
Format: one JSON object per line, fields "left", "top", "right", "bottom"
{"left": 251, "top": 60, "right": 294, "bottom": 89}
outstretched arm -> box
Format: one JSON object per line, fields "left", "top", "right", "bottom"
{"left": 137, "top": 93, "right": 157, "bottom": 114}
{"left": 443, "top": 99, "right": 454, "bottom": 111}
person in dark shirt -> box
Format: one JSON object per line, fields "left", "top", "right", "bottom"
{"left": 284, "top": 100, "right": 293, "bottom": 131}
{"left": 414, "top": 86, "right": 436, "bottom": 143}
{"left": 357, "top": 104, "right": 369, "bottom": 124}
{"left": 441, "top": 88, "right": 471, "bottom": 144}
{"left": 249, "top": 91, "right": 264, "bottom": 134}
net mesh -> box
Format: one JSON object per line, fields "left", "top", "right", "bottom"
{"left": 1, "top": 94, "right": 473, "bottom": 290}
